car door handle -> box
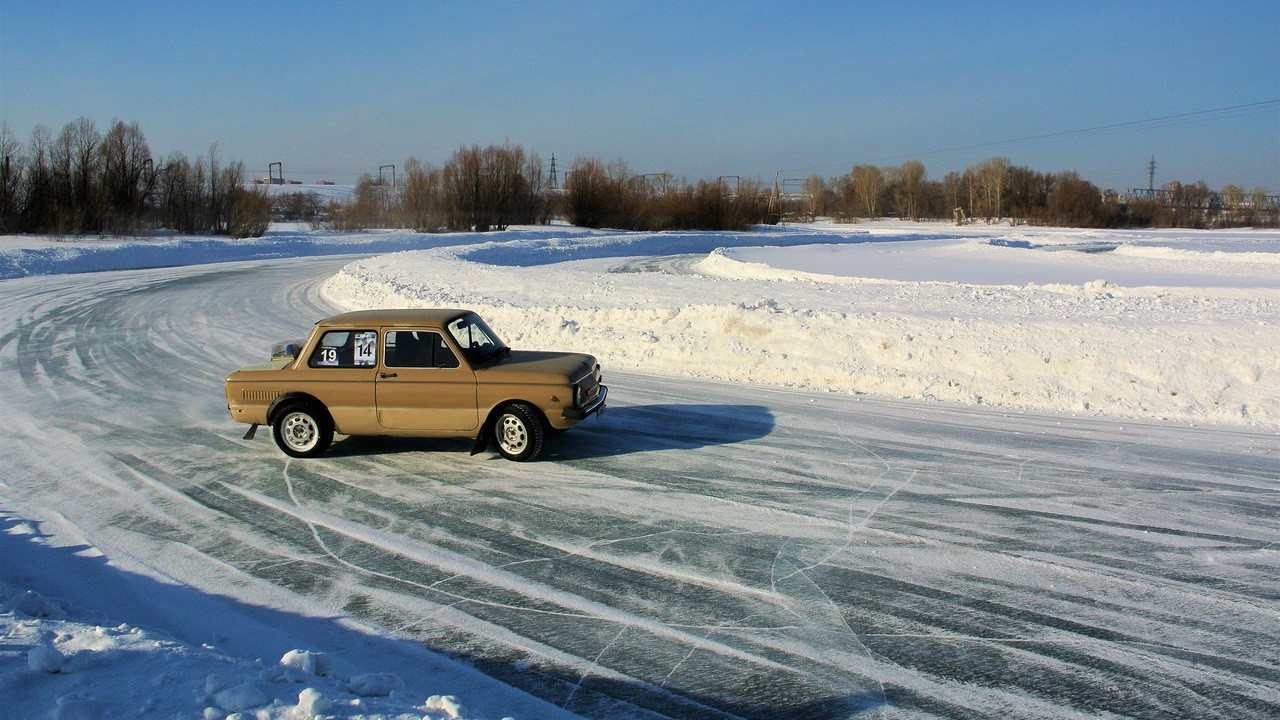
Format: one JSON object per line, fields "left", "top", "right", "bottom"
{"left": 379, "top": 372, "right": 398, "bottom": 379}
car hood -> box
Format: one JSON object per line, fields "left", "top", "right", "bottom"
{"left": 476, "top": 350, "right": 597, "bottom": 384}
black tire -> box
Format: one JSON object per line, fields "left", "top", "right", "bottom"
{"left": 272, "top": 403, "right": 334, "bottom": 458}
{"left": 492, "top": 403, "right": 545, "bottom": 462}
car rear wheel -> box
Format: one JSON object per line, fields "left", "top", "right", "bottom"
{"left": 272, "top": 403, "right": 333, "bottom": 458}
{"left": 493, "top": 403, "right": 545, "bottom": 462}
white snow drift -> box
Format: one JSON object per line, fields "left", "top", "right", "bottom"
{"left": 323, "top": 220, "right": 1280, "bottom": 429}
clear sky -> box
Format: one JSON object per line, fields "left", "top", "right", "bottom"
{"left": 3, "top": 0, "right": 1277, "bottom": 192}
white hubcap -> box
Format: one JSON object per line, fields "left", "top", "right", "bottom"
{"left": 498, "top": 415, "right": 528, "bottom": 453}
{"left": 282, "top": 413, "right": 318, "bottom": 450}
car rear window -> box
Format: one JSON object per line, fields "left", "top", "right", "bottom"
{"left": 308, "top": 330, "right": 378, "bottom": 368}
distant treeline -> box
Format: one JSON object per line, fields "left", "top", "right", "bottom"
{"left": 313, "top": 148, "right": 767, "bottom": 233}
{"left": 0, "top": 118, "right": 271, "bottom": 238}
{"left": 4, "top": 118, "right": 1275, "bottom": 238}
{"left": 795, "top": 158, "right": 1279, "bottom": 229}
{"left": 299, "top": 150, "right": 1280, "bottom": 232}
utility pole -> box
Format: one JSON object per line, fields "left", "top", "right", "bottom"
{"left": 1147, "top": 156, "right": 1157, "bottom": 193}
{"left": 379, "top": 165, "right": 396, "bottom": 188}
{"left": 768, "top": 171, "right": 782, "bottom": 225}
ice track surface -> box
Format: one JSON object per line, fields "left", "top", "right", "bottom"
{"left": 0, "top": 257, "right": 1277, "bottom": 719}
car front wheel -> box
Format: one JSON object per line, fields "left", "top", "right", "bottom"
{"left": 272, "top": 403, "right": 334, "bottom": 458}
{"left": 493, "top": 403, "right": 545, "bottom": 462}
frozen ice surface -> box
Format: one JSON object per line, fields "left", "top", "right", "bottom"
{"left": 0, "top": 220, "right": 1277, "bottom": 718}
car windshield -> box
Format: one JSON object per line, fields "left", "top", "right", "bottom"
{"left": 447, "top": 313, "right": 509, "bottom": 365}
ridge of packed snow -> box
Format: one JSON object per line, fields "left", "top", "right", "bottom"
{"left": 320, "top": 221, "right": 1280, "bottom": 429}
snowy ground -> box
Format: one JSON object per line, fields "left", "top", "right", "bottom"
{"left": 1, "top": 220, "right": 1277, "bottom": 719}
{"left": 321, "top": 221, "right": 1280, "bottom": 429}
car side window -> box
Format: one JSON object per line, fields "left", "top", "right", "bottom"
{"left": 385, "top": 330, "right": 460, "bottom": 369}
{"left": 309, "top": 330, "right": 378, "bottom": 368}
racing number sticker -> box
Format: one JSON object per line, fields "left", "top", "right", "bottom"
{"left": 354, "top": 331, "right": 377, "bottom": 366}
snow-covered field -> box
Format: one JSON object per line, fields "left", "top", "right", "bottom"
{"left": 320, "top": 221, "right": 1280, "bottom": 429}
{"left": 1, "top": 220, "right": 1277, "bottom": 719}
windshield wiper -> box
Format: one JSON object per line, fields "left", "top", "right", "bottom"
{"left": 476, "top": 346, "right": 511, "bottom": 367}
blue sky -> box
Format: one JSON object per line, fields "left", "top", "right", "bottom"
{"left": 2, "top": 0, "right": 1277, "bottom": 191}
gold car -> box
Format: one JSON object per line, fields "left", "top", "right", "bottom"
{"left": 225, "top": 309, "right": 606, "bottom": 461}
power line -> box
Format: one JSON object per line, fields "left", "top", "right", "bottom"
{"left": 781, "top": 99, "right": 1280, "bottom": 174}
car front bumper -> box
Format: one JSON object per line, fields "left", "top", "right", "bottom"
{"left": 564, "top": 385, "right": 607, "bottom": 420}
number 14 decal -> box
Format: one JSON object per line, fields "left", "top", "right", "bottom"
{"left": 354, "top": 331, "right": 377, "bottom": 366}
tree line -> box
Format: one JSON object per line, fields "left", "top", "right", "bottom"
{"left": 315, "top": 147, "right": 767, "bottom": 233}
{"left": 0, "top": 118, "right": 271, "bottom": 238}
{"left": 794, "top": 158, "right": 1278, "bottom": 229}
{"left": 312, "top": 150, "right": 1278, "bottom": 232}
{"left": 4, "top": 117, "right": 1274, "bottom": 237}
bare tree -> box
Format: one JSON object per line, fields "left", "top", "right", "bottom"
{"left": 974, "top": 157, "right": 1009, "bottom": 222}
{"left": 1005, "top": 165, "right": 1046, "bottom": 225}
{"left": 1217, "top": 183, "right": 1246, "bottom": 226}
{"left": 941, "top": 171, "right": 966, "bottom": 223}
{"left": 155, "top": 152, "right": 198, "bottom": 232}
{"left": 0, "top": 124, "right": 24, "bottom": 232}
{"left": 802, "top": 174, "right": 828, "bottom": 220}
{"left": 895, "top": 160, "right": 926, "bottom": 221}
{"left": 23, "top": 125, "right": 57, "bottom": 233}
{"left": 100, "top": 120, "right": 152, "bottom": 234}
{"left": 217, "top": 161, "right": 270, "bottom": 237}
{"left": 565, "top": 157, "right": 618, "bottom": 229}
{"left": 204, "top": 144, "right": 226, "bottom": 233}
{"left": 441, "top": 143, "right": 544, "bottom": 231}
{"left": 849, "top": 164, "right": 883, "bottom": 218}
{"left": 1046, "top": 171, "right": 1102, "bottom": 226}
{"left": 400, "top": 157, "right": 442, "bottom": 231}
{"left": 52, "top": 117, "right": 104, "bottom": 234}
{"left": 442, "top": 145, "right": 485, "bottom": 231}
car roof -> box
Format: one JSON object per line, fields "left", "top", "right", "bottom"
{"left": 315, "top": 309, "right": 472, "bottom": 327}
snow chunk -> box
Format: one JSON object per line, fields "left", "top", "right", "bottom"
{"left": 280, "top": 648, "right": 332, "bottom": 677}
{"left": 425, "top": 694, "right": 468, "bottom": 719}
{"left": 8, "top": 589, "right": 69, "bottom": 619}
{"left": 296, "top": 687, "right": 332, "bottom": 716}
{"left": 214, "top": 682, "right": 268, "bottom": 713}
{"left": 346, "top": 672, "right": 405, "bottom": 697}
{"left": 53, "top": 693, "right": 102, "bottom": 720}
{"left": 29, "top": 644, "right": 66, "bottom": 673}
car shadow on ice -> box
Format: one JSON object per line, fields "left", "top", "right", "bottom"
{"left": 543, "top": 403, "right": 776, "bottom": 460}
{"left": 322, "top": 436, "right": 476, "bottom": 458}
{"left": 310, "top": 404, "right": 774, "bottom": 461}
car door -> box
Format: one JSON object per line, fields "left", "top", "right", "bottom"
{"left": 375, "top": 328, "right": 479, "bottom": 431}
{"left": 302, "top": 328, "right": 380, "bottom": 433}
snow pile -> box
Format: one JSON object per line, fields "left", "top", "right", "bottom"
{"left": 0, "top": 518, "right": 504, "bottom": 720}
{"left": 322, "top": 221, "right": 1280, "bottom": 428}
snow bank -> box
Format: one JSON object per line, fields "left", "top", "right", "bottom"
{"left": 322, "top": 221, "right": 1280, "bottom": 429}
